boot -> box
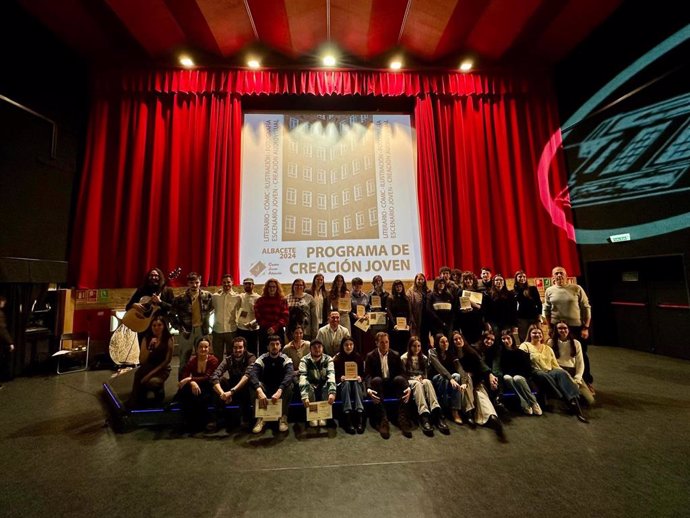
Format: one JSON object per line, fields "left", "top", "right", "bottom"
{"left": 420, "top": 412, "right": 434, "bottom": 436}
{"left": 433, "top": 408, "right": 450, "bottom": 435}
{"left": 378, "top": 406, "right": 390, "bottom": 439}
{"left": 355, "top": 411, "right": 365, "bottom": 434}
{"left": 569, "top": 398, "right": 589, "bottom": 423}
{"left": 451, "top": 409, "right": 463, "bottom": 425}
{"left": 398, "top": 403, "right": 413, "bottom": 438}
{"left": 486, "top": 415, "right": 506, "bottom": 441}
{"left": 461, "top": 410, "right": 477, "bottom": 429}
{"left": 343, "top": 412, "right": 356, "bottom": 434}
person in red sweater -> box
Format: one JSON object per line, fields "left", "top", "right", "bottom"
{"left": 254, "top": 278, "right": 289, "bottom": 354}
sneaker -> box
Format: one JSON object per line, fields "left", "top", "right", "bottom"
{"left": 278, "top": 416, "right": 289, "bottom": 432}
{"left": 522, "top": 406, "right": 533, "bottom": 415}
{"left": 317, "top": 419, "right": 327, "bottom": 427}
{"left": 308, "top": 420, "right": 319, "bottom": 428}
{"left": 532, "top": 403, "right": 543, "bottom": 416}
{"left": 252, "top": 418, "right": 265, "bottom": 434}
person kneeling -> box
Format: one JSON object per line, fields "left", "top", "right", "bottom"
{"left": 299, "top": 340, "right": 336, "bottom": 428}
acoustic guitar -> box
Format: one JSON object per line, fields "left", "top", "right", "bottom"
{"left": 122, "top": 267, "right": 182, "bottom": 333}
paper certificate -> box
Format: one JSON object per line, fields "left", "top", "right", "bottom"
{"left": 462, "top": 290, "right": 483, "bottom": 305}
{"left": 370, "top": 295, "right": 382, "bottom": 308}
{"left": 356, "top": 304, "right": 366, "bottom": 318}
{"left": 460, "top": 296, "right": 471, "bottom": 310}
{"left": 344, "top": 361, "right": 358, "bottom": 380}
{"left": 432, "top": 302, "right": 452, "bottom": 311}
{"left": 369, "top": 312, "right": 387, "bottom": 326}
{"left": 395, "top": 317, "right": 409, "bottom": 330}
{"left": 338, "top": 297, "right": 351, "bottom": 312}
{"left": 254, "top": 399, "right": 282, "bottom": 421}
{"left": 307, "top": 400, "right": 333, "bottom": 421}
{"left": 354, "top": 317, "right": 370, "bottom": 332}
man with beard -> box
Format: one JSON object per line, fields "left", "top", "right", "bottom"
{"left": 211, "top": 336, "right": 256, "bottom": 430}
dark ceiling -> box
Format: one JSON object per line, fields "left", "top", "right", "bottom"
{"left": 17, "top": 0, "right": 623, "bottom": 70}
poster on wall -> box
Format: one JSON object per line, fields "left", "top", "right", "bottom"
{"left": 240, "top": 112, "right": 423, "bottom": 283}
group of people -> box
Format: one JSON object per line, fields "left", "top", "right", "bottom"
{"left": 123, "top": 264, "right": 596, "bottom": 438}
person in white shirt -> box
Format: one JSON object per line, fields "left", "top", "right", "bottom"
{"left": 315, "top": 311, "right": 350, "bottom": 356}
{"left": 236, "top": 278, "right": 260, "bottom": 356}
{"left": 211, "top": 274, "right": 241, "bottom": 360}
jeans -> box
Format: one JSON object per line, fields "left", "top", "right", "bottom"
{"left": 532, "top": 369, "right": 579, "bottom": 401}
{"left": 338, "top": 380, "right": 364, "bottom": 413}
{"left": 503, "top": 374, "right": 537, "bottom": 410}
{"left": 432, "top": 373, "right": 464, "bottom": 411}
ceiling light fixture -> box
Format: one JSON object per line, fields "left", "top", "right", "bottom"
{"left": 459, "top": 59, "right": 473, "bottom": 72}
{"left": 179, "top": 54, "right": 195, "bottom": 68}
{"left": 390, "top": 60, "right": 402, "bottom": 71}
{"left": 323, "top": 55, "right": 336, "bottom": 67}
{"left": 247, "top": 59, "right": 260, "bottom": 69}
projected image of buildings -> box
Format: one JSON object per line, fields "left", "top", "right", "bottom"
{"left": 282, "top": 114, "right": 379, "bottom": 241}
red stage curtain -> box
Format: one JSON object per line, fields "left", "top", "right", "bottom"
{"left": 414, "top": 94, "right": 578, "bottom": 279}
{"left": 70, "top": 69, "right": 578, "bottom": 288}
{"left": 70, "top": 92, "right": 242, "bottom": 288}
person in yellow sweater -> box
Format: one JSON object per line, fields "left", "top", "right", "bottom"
{"left": 519, "top": 325, "right": 588, "bottom": 423}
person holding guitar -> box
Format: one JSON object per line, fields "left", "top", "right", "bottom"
{"left": 124, "top": 268, "right": 176, "bottom": 340}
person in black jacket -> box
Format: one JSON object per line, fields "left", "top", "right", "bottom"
{"left": 513, "top": 270, "right": 543, "bottom": 342}
{"left": 498, "top": 330, "right": 541, "bottom": 415}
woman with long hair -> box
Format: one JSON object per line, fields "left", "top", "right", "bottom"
{"left": 453, "top": 330, "right": 505, "bottom": 438}
{"left": 386, "top": 280, "right": 412, "bottom": 355}
{"left": 307, "top": 274, "right": 328, "bottom": 328}
{"left": 498, "top": 330, "right": 541, "bottom": 415}
{"left": 126, "top": 315, "right": 173, "bottom": 408}
{"left": 328, "top": 274, "right": 351, "bottom": 333}
{"left": 254, "top": 278, "right": 289, "bottom": 353}
{"left": 426, "top": 277, "right": 454, "bottom": 338}
{"left": 455, "top": 271, "right": 485, "bottom": 345}
{"left": 520, "top": 324, "right": 588, "bottom": 422}
{"left": 406, "top": 273, "right": 430, "bottom": 349}
{"left": 548, "top": 321, "right": 595, "bottom": 405}
{"left": 484, "top": 273, "right": 517, "bottom": 336}
{"left": 513, "top": 270, "right": 543, "bottom": 342}
{"left": 428, "top": 333, "right": 471, "bottom": 425}
{"left": 401, "top": 336, "right": 449, "bottom": 435}
{"left": 175, "top": 335, "right": 220, "bottom": 432}
{"left": 332, "top": 336, "right": 365, "bottom": 434}
{"left": 286, "top": 278, "right": 318, "bottom": 341}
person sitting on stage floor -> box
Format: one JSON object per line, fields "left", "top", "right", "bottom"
{"left": 126, "top": 315, "right": 173, "bottom": 408}
{"left": 299, "top": 340, "right": 336, "bottom": 428}
{"left": 316, "top": 310, "right": 349, "bottom": 357}
{"left": 254, "top": 278, "right": 289, "bottom": 354}
{"left": 365, "top": 331, "right": 412, "bottom": 439}
{"left": 333, "top": 336, "right": 365, "bottom": 434}
{"left": 175, "top": 335, "right": 219, "bottom": 432}
{"left": 401, "top": 336, "right": 449, "bottom": 436}
{"left": 170, "top": 272, "right": 213, "bottom": 379}
{"left": 520, "top": 324, "right": 588, "bottom": 423}
{"left": 249, "top": 335, "right": 293, "bottom": 434}
{"left": 429, "top": 333, "right": 473, "bottom": 426}
{"left": 211, "top": 336, "right": 256, "bottom": 430}
{"left": 548, "top": 321, "right": 595, "bottom": 406}
{"left": 497, "top": 330, "right": 541, "bottom": 416}
{"left": 211, "top": 274, "right": 240, "bottom": 361}
{"left": 453, "top": 330, "right": 505, "bottom": 440}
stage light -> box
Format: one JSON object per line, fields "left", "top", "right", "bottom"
{"left": 247, "top": 59, "right": 261, "bottom": 69}
{"left": 390, "top": 60, "right": 402, "bottom": 70}
{"left": 179, "top": 54, "right": 195, "bottom": 68}
{"left": 459, "top": 59, "right": 473, "bottom": 72}
{"left": 323, "top": 55, "right": 337, "bottom": 67}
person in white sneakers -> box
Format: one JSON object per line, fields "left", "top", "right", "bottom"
{"left": 298, "top": 340, "right": 336, "bottom": 428}
{"left": 249, "top": 335, "right": 293, "bottom": 433}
